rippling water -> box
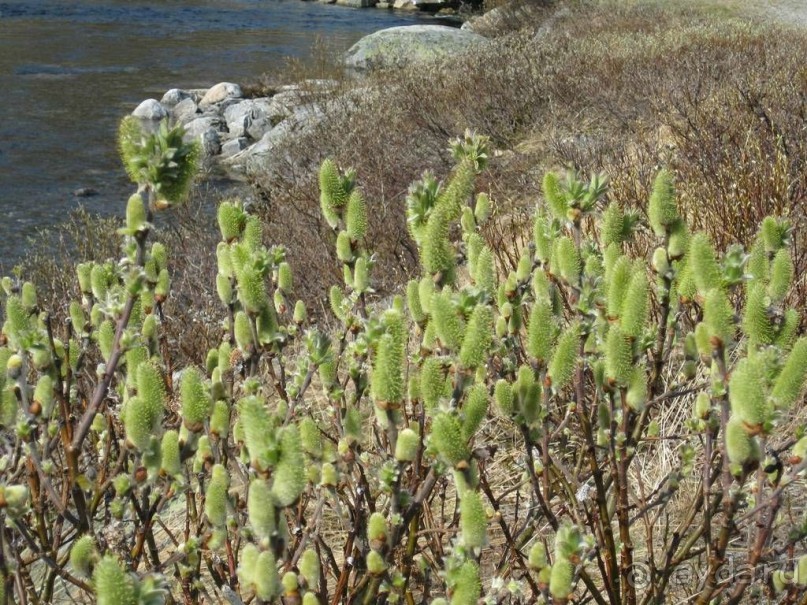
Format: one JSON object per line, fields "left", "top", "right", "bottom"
{"left": 0, "top": 0, "right": 424, "bottom": 263}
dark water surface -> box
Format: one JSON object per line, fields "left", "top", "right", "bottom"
{"left": 0, "top": 0, "right": 423, "bottom": 263}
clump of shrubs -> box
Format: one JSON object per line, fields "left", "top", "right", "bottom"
{"left": 1, "top": 118, "right": 807, "bottom": 605}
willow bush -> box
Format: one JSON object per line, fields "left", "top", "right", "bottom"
{"left": 1, "top": 121, "right": 806, "bottom": 605}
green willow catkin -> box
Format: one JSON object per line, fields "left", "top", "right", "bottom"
{"left": 236, "top": 265, "right": 268, "bottom": 314}
{"left": 462, "top": 384, "right": 488, "bottom": 440}
{"left": 768, "top": 248, "right": 793, "bottom": 302}
{"left": 494, "top": 379, "right": 514, "bottom": 418}
{"left": 743, "top": 283, "right": 774, "bottom": 346}
{"left": 93, "top": 555, "right": 137, "bottom": 605}
{"left": 621, "top": 269, "right": 648, "bottom": 338}
{"left": 527, "top": 300, "right": 554, "bottom": 364}
{"left": 607, "top": 256, "right": 632, "bottom": 319}
{"left": 248, "top": 478, "right": 276, "bottom": 540}
{"left": 647, "top": 169, "right": 678, "bottom": 237}
{"left": 533, "top": 211, "right": 552, "bottom": 263}
{"left": 272, "top": 425, "right": 305, "bottom": 507}
{"left": 729, "top": 359, "right": 770, "bottom": 429}
{"left": 180, "top": 367, "right": 212, "bottom": 431}
{"left": 688, "top": 233, "right": 721, "bottom": 295}
{"left": 395, "top": 428, "right": 420, "bottom": 462}
{"left": 431, "top": 413, "right": 470, "bottom": 468}
{"left": 205, "top": 464, "right": 229, "bottom": 529}
{"left": 254, "top": 551, "right": 281, "bottom": 601}
{"left": 543, "top": 172, "right": 567, "bottom": 221}
{"left": 554, "top": 236, "right": 581, "bottom": 285}
{"left": 474, "top": 246, "right": 496, "bottom": 296}
{"left": 459, "top": 305, "right": 493, "bottom": 369}
{"left": 367, "top": 512, "right": 388, "bottom": 549}
{"left": 319, "top": 158, "right": 348, "bottom": 209}
{"left": 601, "top": 202, "right": 626, "bottom": 247}
{"left": 421, "top": 357, "right": 448, "bottom": 412}
{"left": 345, "top": 189, "right": 368, "bottom": 241}
{"left": 371, "top": 333, "right": 404, "bottom": 407}
{"left": 69, "top": 535, "right": 97, "bottom": 578}
{"left": 234, "top": 311, "right": 253, "bottom": 351}
{"left": 760, "top": 216, "right": 785, "bottom": 253}
{"left": 771, "top": 338, "right": 807, "bottom": 409}
{"left": 548, "top": 322, "right": 580, "bottom": 391}
{"left": 449, "top": 561, "right": 482, "bottom": 605}
{"left": 703, "top": 288, "right": 734, "bottom": 348}
{"left": 210, "top": 400, "right": 230, "bottom": 438}
{"left": 430, "top": 291, "right": 464, "bottom": 351}
{"left": 460, "top": 490, "right": 487, "bottom": 549}
{"left": 217, "top": 201, "right": 246, "bottom": 242}
{"left": 239, "top": 395, "right": 274, "bottom": 470}
{"left": 160, "top": 430, "right": 181, "bottom": 477}
{"left": 406, "top": 280, "right": 425, "bottom": 325}
{"left": 605, "top": 325, "right": 632, "bottom": 386}
{"left": 299, "top": 548, "right": 320, "bottom": 588}
{"left": 549, "top": 557, "right": 575, "bottom": 600}
{"left": 726, "top": 416, "right": 759, "bottom": 466}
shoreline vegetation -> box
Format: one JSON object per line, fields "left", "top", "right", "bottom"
{"left": 2, "top": 0, "right": 807, "bottom": 603}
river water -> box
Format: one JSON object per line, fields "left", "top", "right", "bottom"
{"left": 0, "top": 0, "right": 424, "bottom": 263}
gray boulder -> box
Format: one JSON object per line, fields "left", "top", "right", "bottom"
{"left": 199, "top": 82, "right": 243, "bottom": 108}
{"left": 344, "top": 25, "right": 487, "bottom": 71}
{"left": 161, "top": 88, "right": 191, "bottom": 107}
{"left": 221, "top": 137, "right": 250, "bottom": 158}
{"left": 336, "top": 0, "right": 377, "bottom": 6}
{"left": 173, "top": 97, "right": 199, "bottom": 124}
{"left": 183, "top": 116, "right": 225, "bottom": 141}
{"left": 132, "top": 98, "right": 168, "bottom": 121}
{"left": 223, "top": 99, "right": 287, "bottom": 139}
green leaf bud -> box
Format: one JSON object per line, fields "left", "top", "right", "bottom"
{"left": 621, "top": 270, "right": 649, "bottom": 338}
{"left": 729, "top": 359, "right": 770, "bottom": 429}
{"left": 605, "top": 326, "right": 632, "bottom": 386}
{"left": 248, "top": 479, "right": 276, "bottom": 540}
{"left": 548, "top": 322, "right": 580, "bottom": 391}
{"left": 704, "top": 288, "right": 734, "bottom": 348}
{"left": 771, "top": 338, "right": 807, "bottom": 409}
{"left": 431, "top": 413, "right": 470, "bottom": 468}
{"left": 460, "top": 490, "right": 487, "bottom": 549}
{"left": 299, "top": 549, "right": 320, "bottom": 588}
{"left": 549, "top": 557, "right": 575, "bottom": 600}
{"left": 494, "top": 379, "right": 514, "bottom": 417}
{"left": 554, "top": 236, "right": 580, "bottom": 285}
{"left": 254, "top": 550, "right": 280, "bottom": 601}
{"left": 205, "top": 464, "right": 229, "bottom": 528}
{"left": 181, "top": 367, "right": 212, "bottom": 432}
{"left": 160, "top": 430, "right": 181, "bottom": 477}
{"left": 93, "top": 555, "right": 136, "bottom": 605}
{"left": 647, "top": 169, "right": 678, "bottom": 237}
{"left": 395, "top": 428, "right": 420, "bottom": 462}
{"left": 272, "top": 425, "right": 305, "bottom": 507}
{"left": 345, "top": 189, "right": 368, "bottom": 241}
{"left": 459, "top": 305, "right": 493, "bottom": 369}
{"left": 462, "top": 384, "right": 488, "bottom": 441}
{"left": 234, "top": 311, "right": 253, "bottom": 352}
{"left": 70, "top": 535, "right": 97, "bottom": 578}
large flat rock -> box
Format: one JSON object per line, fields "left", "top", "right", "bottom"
{"left": 344, "top": 25, "right": 487, "bottom": 71}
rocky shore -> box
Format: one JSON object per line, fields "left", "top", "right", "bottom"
{"left": 130, "top": 24, "right": 489, "bottom": 179}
